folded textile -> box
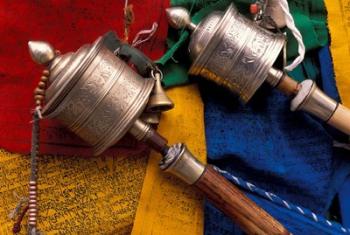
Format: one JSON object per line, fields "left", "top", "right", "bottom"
{"left": 339, "top": 176, "right": 350, "bottom": 228}
{"left": 324, "top": 0, "right": 350, "bottom": 227}
{"left": 202, "top": 45, "right": 350, "bottom": 234}
{"left": 324, "top": 0, "right": 350, "bottom": 108}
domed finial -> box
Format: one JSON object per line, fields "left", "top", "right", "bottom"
{"left": 28, "top": 41, "right": 56, "bottom": 65}
{"left": 166, "top": 7, "right": 197, "bottom": 31}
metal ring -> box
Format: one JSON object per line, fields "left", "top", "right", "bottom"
{"left": 150, "top": 67, "right": 163, "bottom": 81}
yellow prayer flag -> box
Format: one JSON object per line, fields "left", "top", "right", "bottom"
{"left": 324, "top": 0, "right": 350, "bottom": 106}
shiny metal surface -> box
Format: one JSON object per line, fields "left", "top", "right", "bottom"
{"left": 129, "top": 119, "right": 152, "bottom": 142}
{"left": 264, "top": 0, "right": 286, "bottom": 28}
{"left": 166, "top": 7, "right": 196, "bottom": 31}
{"left": 140, "top": 111, "right": 161, "bottom": 124}
{"left": 188, "top": 11, "right": 221, "bottom": 61}
{"left": 32, "top": 37, "right": 155, "bottom": 155}
{"left": 28, "top": 41, "right": 56, "bottom": 65}
{"left": 160, "top": 143, "right": 205, "bottom": 185}
{"left": 291, "top": 80, "right": 338, "bottom": 121}
{"left": 43, "top": 42, "right": 101, "bottom": 115}
{"left": 146, "top": 72, "right": 174, "bottom": 112}
{"left": 267, "top": 67, "right": 284, "bottom": 87}
{"left": 167, "top": 4, "right": 285, "bottom": 103}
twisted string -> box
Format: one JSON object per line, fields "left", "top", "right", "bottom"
{"left": 213, "top": 166, "right": 350, "bottom": 234}
{"left": 123, "top": 0, "right": 135, "bottom": 42}
{"left": 278, "top": 0, "right": 305, "bottom": 71}
{"left": 8, "top": 193, "right": 28, "bottom": 220}
{"left": 12, "top": 205, "right": 29, "bottom": 234}
{"left": 333, "top": 141, "right": 350, "bottom": 151}
{"left": 132, "top": 22, "right": 158, "bottom": 48}
{"left": 35, "top": 106, "right": 42, "bottom": 120}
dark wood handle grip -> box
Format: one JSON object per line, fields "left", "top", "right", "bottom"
{"left": 194, "top": 166, "right": 290, "bottom": 235}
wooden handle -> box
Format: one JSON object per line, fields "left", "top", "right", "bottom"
{"left": 328, "top": 104, "right": 350, "bottom": 135}
{"left": 194, "top": 166, "right": 290, "bottom": 235}
{"left": 276, "top": 74, "right": 300, "bottom": 96}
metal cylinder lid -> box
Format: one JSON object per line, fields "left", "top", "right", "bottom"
{"left": 40, "top": 37, "right": 155, "bottom": 155}
{"left": 188, "top": 11, "right": 222, "bottom": 61}
{"left": 189, "top": 4, "right": 285, "bottom": 103}
{"left": 43, "top": 40, "right": 102, "bottom": 116}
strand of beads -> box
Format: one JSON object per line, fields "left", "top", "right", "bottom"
{"left": 27, "top": 69, "right": 49, "bottom": 234}
{"left": 34, "top": 69, "right": 49, "bottom": 110}
{"left": 28, "top": 111, "right": 40, "bottom": 234}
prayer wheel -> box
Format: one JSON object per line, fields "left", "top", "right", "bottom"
{"left": 29, "top": 37, "right": 154, "bottom": 155}
{"left": 166, "top": 3, "right": 350, "bottom": 135}
{"left": 28, "top": 33, "right": 290, "bottom": 235}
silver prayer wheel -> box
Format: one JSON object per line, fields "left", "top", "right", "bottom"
{"left": 167, "top": 3, "right": 285, "bottom": 102}
{"left": 29, "top": 38, "right": 154, "bottom": 155}
{"left": 167, "top": 4, "right": 350, "bottom": 136}
{"left": 28, "top": 34, "right": 290, "bottom": 235}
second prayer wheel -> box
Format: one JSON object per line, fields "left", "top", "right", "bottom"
{"left": 167, "top": 3, "right": 350, "bottom": 136}
{"left": 187, "top": 4, "right": 285, "bottom": 102}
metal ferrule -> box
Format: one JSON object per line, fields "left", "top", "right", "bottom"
{"left": 140, "top": 111, "right": 161, "bottom": 125}
{"left": 291, "top": 80, "right": 338, "bottom": 121}
{"left": 129, "top": 119, "right": 152, "bottom": 142}
{"left": 266, "top": 67, "right": 284, "bottom": 87}
{"left": 160, "top": 143, "right": 205, "bottom": 185}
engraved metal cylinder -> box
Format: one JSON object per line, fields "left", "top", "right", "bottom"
{"left": 291, "top": 80, "right": 338, "bottom": 121}
{"left": 188, "top": 4, "right": 285, "bottom": 102}
{"left": 41, "top": 37, "right": 154, "bottom": 155}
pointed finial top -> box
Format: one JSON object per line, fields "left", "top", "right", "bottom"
{"left": 28, "top": 41, "right": 56, "bottom": 65}
{"left": 166, "top": 7, "right": 197, "bottom": 31}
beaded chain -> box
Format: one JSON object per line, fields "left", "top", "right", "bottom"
{"left": 12, "top": 69, "right": 49, "bottom": 234}
{"left": 33, "top": 69, "right": 50, "bottom": 115}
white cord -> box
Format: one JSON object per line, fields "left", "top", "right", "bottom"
{"left": 35, "top": 106, "right": 42, "bottom": 119}
{"left": 279, "top": 0, "right": 305, "bottom": 71}
{"left": 132, "top": 22, "right": 158, "bottom": 48}
{"left": 124, "top": 0, "right": 128, "bottom": 11}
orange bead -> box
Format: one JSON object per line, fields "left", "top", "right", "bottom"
{"left": 250, "top": 3, "right": 260, "bottom": 15}
{"left": 34, "top": 88, "right": 44, "bottom": 95}
{"left": 34, "top": 95, "right": 44, "bottom": 101}
{"left": 42, "top": 70, "right": 50, "bottom": 76}
{"left": 41, "top": 76, "right": 49, "bottom": 82}
{"left": 38, "top": 81, "right": 46, "bottom": 89}
{"left": 35, "top": 100, "right": 42, "bottom": 106}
